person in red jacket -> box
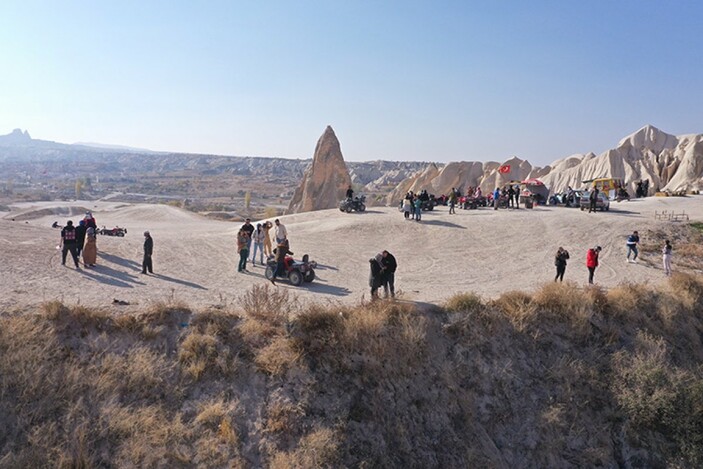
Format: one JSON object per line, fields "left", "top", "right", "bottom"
{"left": 586, "top": 246, "right": 602, "bottom": 284}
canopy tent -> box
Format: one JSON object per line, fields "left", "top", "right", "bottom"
{"left": 520, "top": 178, "right": 550, "bottom": 202}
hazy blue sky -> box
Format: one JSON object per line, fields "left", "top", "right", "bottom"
{"left": 1, "top": 1, "right": 701, "bottom": 165}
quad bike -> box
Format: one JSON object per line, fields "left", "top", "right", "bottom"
{"left": 265, "top": 254, "right": 317, "bottom": 286}
{"left": 99, "top": 226, "right": 127, "bottom": 237}
{"left": 339, "top": 195, "right": 366, "bottom": 213}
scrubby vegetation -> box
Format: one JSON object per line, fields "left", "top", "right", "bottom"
{"left": 2, "top": 277, "right": 703, "bottom": 467}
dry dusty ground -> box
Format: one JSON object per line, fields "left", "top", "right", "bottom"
{"left": 1, "top": 196, "right": 701, "bottom": 312}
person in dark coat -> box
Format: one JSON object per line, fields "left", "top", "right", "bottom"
{"left": 381, "top": 250, "right": 397, "bottom": 298}
{"left": 369, "top": 253, "right": 383, "bottom": 299}
{"left": 554, "top": 247, "right": 570, "bottom": 282}
{"left": 75, "top": 220, "right": 87, "bottom": 257}
{"left": 142, "top": 231, "right": 154, "bottom": 274}
{"left": 588, "top": 188, "right": 599, "bottom": 213}
{"left": 60, "top": 220, "right": 80, "bottom": 268}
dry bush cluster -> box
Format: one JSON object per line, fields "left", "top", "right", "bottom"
{"left": 2, "top": 275, "right": 703, "bottom": 467}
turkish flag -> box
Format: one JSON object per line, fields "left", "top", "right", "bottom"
{"left": 498, "top": 164, "right": 511, "bottom": 174}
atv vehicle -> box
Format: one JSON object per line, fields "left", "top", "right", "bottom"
{"left": 339, "top": 195, "right": 366, "bottom": 213}
{"left": 265, "top": 254, "right": 317, "bottom": 286}
{"left": 99, "top": 226, "right": 127, "bottom": 237}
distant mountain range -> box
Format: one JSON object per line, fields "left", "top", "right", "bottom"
{"left": 2, "top": 125, "right": 701, "bottom": 199}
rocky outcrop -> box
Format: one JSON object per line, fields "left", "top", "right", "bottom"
{"left": 287, "top": 126, "right": 352, "bottom": 213}
{"left": 384, "top": 125, "right": 703, "bottom": 203}
{"left": 539, "top": 125, "right": 703, "bottom": 194}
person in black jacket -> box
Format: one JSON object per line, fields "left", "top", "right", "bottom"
{"left": 554, "top": 247, "right": 570, "bottom": 282}
{"left": 142, "top": 231, "right": 154, "bottom": 274}
{"left": 369, "top": 254, "right": 383, "bottom": 299}
{"left": 381, "top": 250, "right": 397, "bottom": 298}
{"left": 75, "top": 220, "right": 87, "bottom": 257}
{"left": 60, "top": 220, "right": 80, "bottom": 268}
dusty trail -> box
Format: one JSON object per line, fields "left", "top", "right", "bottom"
{"left": 1, "top": 196, "right": 701, "bottom": 312}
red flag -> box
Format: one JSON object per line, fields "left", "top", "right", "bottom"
{"left": 498, "top": 164, "right": 511, "bottom": 174}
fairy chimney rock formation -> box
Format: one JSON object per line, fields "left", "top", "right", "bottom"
{"left": 287, "top": 126, "right": 352, "bottom": 213}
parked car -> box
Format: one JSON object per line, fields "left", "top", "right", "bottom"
{"left": 580, "top": 192, "right": 610, "bottom": 211}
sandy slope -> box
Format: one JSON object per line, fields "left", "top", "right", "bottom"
{"left": 1, "top": 196, "right": 701, "bottom": 312}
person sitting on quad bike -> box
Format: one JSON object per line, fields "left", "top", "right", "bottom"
{"left": 270, "top": 239, "right": 293, "bottom": 285}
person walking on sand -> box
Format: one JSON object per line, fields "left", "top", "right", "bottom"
{"left": 270, "top": 239, "right": 293, "bottom": 285}
{"left": 369, "top": 253, "right": 384, "bottom": 299}
{"left": 263, "top": 221, "right": 274, "bottom": 257}
{"left": 251, "top": 223, "right": 265, "bottom": 266}
{"left": 554, "top": 247, "right": 570, "bottom": 282}
{"left": 626, "top": 230, "right": 640, "bottom": 263}
{"left": 142, "top": 231, "right": 154, "bottom": 274}
{"left": 586, "top": 246, "right": 601, "bottom": 284}
{"left": 60, "top": 220, "right": 80, "bottom": 269}
{"left": 381, "top": 250, "right": 397, "bottom": 298}
{"left": 448, "top": 189, "right": 457, "bottom": 214}
{"left": 237, "top": 229, "right": 250, "bottom": 273}
{"left": 82, "top": 226, "right": 97, "bottom": 267}
{"left": 274, "top": 219, "right": 287, "bottom": 244}
{"left": 662, "top": 240, "right": 673, "bottom": 276}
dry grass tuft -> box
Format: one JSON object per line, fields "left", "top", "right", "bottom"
{"left": 445, "top": 292, "right": 483, "bottom": 313}
{"left": 491, "top": 290, "right": 536, "bottom": 331}
{"left": 270, "top": 427, "right": 340, "bottom": 469}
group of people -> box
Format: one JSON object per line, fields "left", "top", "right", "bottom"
{"left": 59, "top": 212, "right": 98, "bottom": 269}
{"left": 491, "top": 185, "right": 522, "bottom": 209}
{"left": 368, "top": 250, "right": 397, "bottom": 299}
{"left": 59, "top": 211, "right": 155, "bottom": 275}
{"left": 236, "top": 218, "right": 288, "bottom": 273}
{"left": 553, "top": 230, "right": 675, "bottom": 284}
{"left": 401, "top": 190, "right": 430, "bottom": 222}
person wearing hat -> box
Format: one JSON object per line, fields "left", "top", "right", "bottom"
{"left": 142, "top": 231, "right": 154, "bottom": 274}
{"left": 586, "top": 246, "right": 602, "bottom": 284}
{"left": 60, "top": 220, "right": 80, "bottom": 268}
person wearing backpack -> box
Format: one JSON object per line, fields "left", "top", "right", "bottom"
{"left": 586, "top": 246, "right": 602, "bottom": 284}
{"left": 60, "top": 220, "right": 80, "bottom": 268}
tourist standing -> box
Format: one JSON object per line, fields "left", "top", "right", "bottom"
{"left": 60, "top": 220, "right": 80, "bottom": 269}
{"left": 369, "top": 253, "right": 383, "bottom": 299}
{"left": 381, "top": 250, "right": 397, "bottom": 298}
{"left": 588, "top": 188, "right": 599, "bottom": 213}
{"left": 75, "top": 220, "right": 87, "bottom": 258}
{"left": 241, "top": 218, "right": 254, "bottom": 251}
{"left": 448, "top": 189, "right": 456, "bottom": 214}
{"left": 626, "top": 231, "right": 640, "bottom": 263}
{"left": 82, "top": 226, "right": 97, "bottom": 267}
{"left": 142, "top": 231, "right": 154, "bottom": 274}
{"left": 402, "top": 198, "right": 412, "bottom": 219}
{"left": 251, "top": 223, "right": 265, "bottom": 266}
{"left": 554, "top": 247, "right": 570, "bottom": 282}
{"left": 237, "top": 229, "right": 250, "bottom": 273}
{"left": 586, "top": 246, "right": 601, "bottom": 284}
{"left": 274, "top": 219, "right": 287, "bottom": 244}
{"left": 662, "top": 240, "right": 673, "bottom": 276}
{"left": 493, "top": 187, "right": 501, "bottom": 210}
{"left": 413, "top": 197, "right": 422, "bottom": 222}
{"left": 263, "top": 221, "right": 274, "bottom": 257}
